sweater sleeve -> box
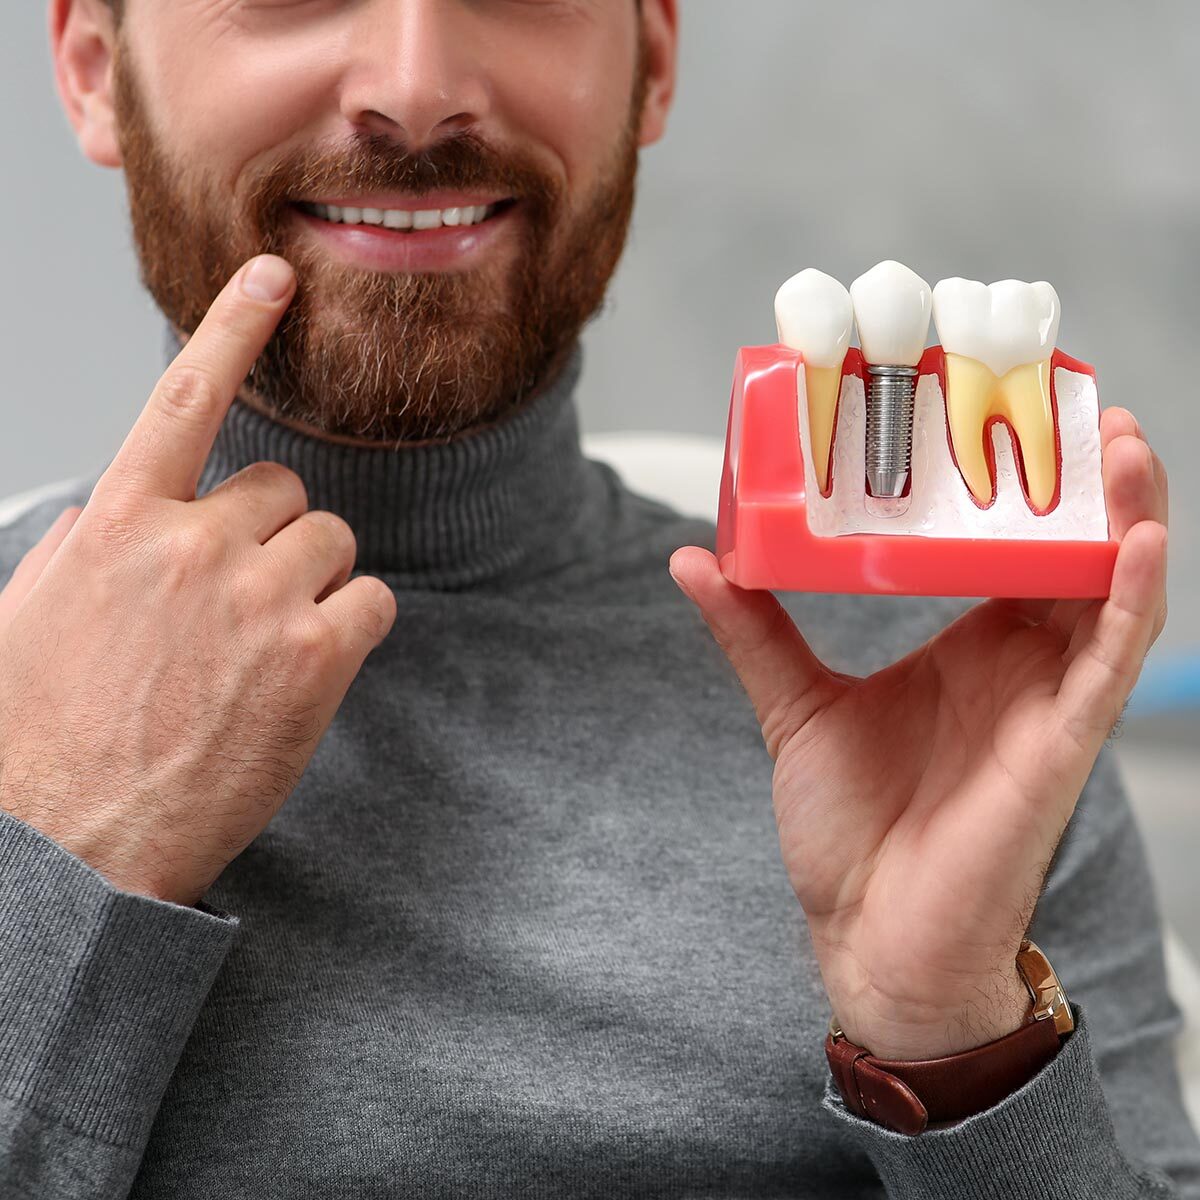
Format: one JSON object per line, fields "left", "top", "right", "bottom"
{"left": 0, "top": 807, "right": 238, "bottom": 1199}
{"left": 817, "top": 747, "right": 1200, "bottom": 1198}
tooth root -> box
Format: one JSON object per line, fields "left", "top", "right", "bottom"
{"left": 802, "top": 364, "right": 841, "bottom": 494}
{"left": 997, "top": 359, "right": 1057, "bottom": 510}
{"left": 943, "top": 353, "right": 1058, "bottom": 510}
{"left": 944, "top": 353, "right": 999, "bottom": 505}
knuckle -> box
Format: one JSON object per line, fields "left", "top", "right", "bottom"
{"left": 163, "top": 518, "right": 225, "bottom": 572}
{"left": 228, "top": 561, "right": 276, "bottom": 616}
{"left": 156, "top": 364, "right": 219, "bottom": 419}
{"left": 86, "top": 499, "right": 136, "bottom": 543}
{"left": 244, "top": 461, "right": 308, "bottom": 509}
{"left": 83, "top": 493, "right": 149, "bottom": 556}
{"left": 303, "top": 510, "right": 357, "bottom": 557}
{"left": 357, "top": 578, "right": 396, "bottom": 640}
{"left": 290, "top": 610, "right": 338, "bottom": 669}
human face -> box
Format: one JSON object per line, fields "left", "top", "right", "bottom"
{"left": 64, "top": 0, "right": 676, "bottom": 443}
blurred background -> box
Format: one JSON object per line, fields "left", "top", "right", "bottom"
{"left": 2, "top": 2, "right": 1197, "bottom": 953}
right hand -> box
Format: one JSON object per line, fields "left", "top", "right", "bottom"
{"left": 0, "top": 255, "right": 397, "bottom": 908}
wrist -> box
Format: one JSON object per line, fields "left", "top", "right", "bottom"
{"left": 826, "top": 940, "right": 1073, "bottom": 1135}
{"left": 832, "top": 964, "right": 1032, "bottom": 1061}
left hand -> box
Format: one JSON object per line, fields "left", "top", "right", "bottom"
{"left": 668, "top": 407, "right": 1168, "bottom": 1060}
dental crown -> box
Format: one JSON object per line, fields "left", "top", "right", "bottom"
{"left": 773, "top": 269, "right": 854, "bottom": 368}
{"left": 850, "top": 261, "right": 932, "bottom": 368}
{"left": 932, "top": 278, "right": 1060, "bottom": 378}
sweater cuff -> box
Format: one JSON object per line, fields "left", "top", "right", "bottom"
{"left": 820, "top": 1002, "right": 1176, "bottom": 1198}
{"left": 0, "top": 808, "right": 238, "bottom": 1148}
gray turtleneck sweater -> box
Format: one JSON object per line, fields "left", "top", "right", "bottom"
{"left": 1, "top": 340, "right": 1199, "bottom": 1199}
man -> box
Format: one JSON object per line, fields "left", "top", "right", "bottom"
{"left": 0, "top": 0, "right": 1195, "bottom": 1195}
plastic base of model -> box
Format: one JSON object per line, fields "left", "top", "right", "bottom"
{"left": 716, "top": 344, "right": 1119, "bottom": 598}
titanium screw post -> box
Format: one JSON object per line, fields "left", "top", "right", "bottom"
{"left": 865, "top": 365, "right": 918, "bottom": 499}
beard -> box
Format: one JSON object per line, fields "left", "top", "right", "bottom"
{"left": 110, "top": 40, "right": 646, "bottom": 444}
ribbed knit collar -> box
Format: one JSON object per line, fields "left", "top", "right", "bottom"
{"left": 182, "top": 325, "right": 599, "bottom": 589}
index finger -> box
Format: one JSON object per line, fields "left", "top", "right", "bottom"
{"left": 96, "top": 254, "right": 296, "bottom": 503}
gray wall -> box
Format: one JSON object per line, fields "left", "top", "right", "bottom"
{"left": 4, "top": 1, "right": 1198, "bottom": 652}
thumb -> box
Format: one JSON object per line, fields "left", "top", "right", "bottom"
{"left": 668, "top": 546, "right": 836, "bottom": 759}
{"left": 0, "top": 506, "right": 85, "bottom": 626}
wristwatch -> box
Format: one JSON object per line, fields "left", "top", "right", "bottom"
{"left": 824, "top": 938, "right": 1074, "bottom": 1136}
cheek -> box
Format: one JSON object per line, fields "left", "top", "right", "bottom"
{"left": 490, "top": 25, "right": 638, "bottom": 197}
{"left": 132, "top": 20, "right": 344, "bottom": 184}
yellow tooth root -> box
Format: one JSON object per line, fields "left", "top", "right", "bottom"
{"left": 943, "top": 354, "right": 1058, "bottom": 511}
{"left": 801, "top": 363, "right": 843, "bottom": 495}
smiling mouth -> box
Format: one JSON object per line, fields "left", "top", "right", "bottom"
{"left": 294, "top": 199, "right": 516, "bottom": 232}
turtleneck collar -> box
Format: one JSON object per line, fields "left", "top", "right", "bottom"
{"left": 181, "top": 325, "right": 600, "bottom": 589}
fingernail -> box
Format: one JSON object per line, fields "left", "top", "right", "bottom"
{"left": 242, "top": 255, "right": 293, "bottom": 302}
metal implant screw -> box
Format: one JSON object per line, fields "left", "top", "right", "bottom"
{"left": 865, "top": 364, "right": 918, "bottom": 499}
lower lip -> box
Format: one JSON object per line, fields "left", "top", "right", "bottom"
{"left": 290, "top": 203, "right": 517, "bottom": 272}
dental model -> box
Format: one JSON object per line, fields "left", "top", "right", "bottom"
{"left": 849, "top": 261, "right": 933, "bottom": 500}
{"left": 716, "top": 263, "right": 1118, "bottom": 598}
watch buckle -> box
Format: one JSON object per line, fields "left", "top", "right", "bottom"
{"left": 1017, "top": 938, "right": 1076, "bottom": 1036}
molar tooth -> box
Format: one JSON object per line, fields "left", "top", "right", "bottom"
{"left": 341, "top": 206, "right": 363, "bottom": 224}
{"left": 325, "top": 205, "right": 344, "bottom": 223}
{"left": 933, "top": 278, "right": 1061, "bottom": 511}
{"left": 774, "top": 268, "right": 854, "bottom": 495}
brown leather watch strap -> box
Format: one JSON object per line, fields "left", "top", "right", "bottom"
{"left": 825, "top": 1012, "right": 1066, "bottom": 1136}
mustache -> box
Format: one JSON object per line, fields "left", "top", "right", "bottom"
{"left": 246, "top": 129, "right": 560, "bottom": 213}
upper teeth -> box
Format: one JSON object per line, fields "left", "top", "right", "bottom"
{"left": 774, "top": 268, "right": 855, "bottom": 496}
{"left": 932, "top": 278, "right": 1062, "bottom": 511}
{"left": 303, "top": 202, "right": 495, "bottom": 229}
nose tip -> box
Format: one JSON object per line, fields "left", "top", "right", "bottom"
{"left": 354, "top": 105, "right": 476, "bottom": 154}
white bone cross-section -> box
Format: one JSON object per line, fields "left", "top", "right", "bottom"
{"left": 797, "top": 366, "right": 1108, "bottom": 541}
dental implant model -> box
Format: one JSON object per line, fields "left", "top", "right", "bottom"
{"left": 849, "top": 261, "right": 933, "bottom": 501}
{"left": 716, "top": 262, "right": 1119, "bottom": 599}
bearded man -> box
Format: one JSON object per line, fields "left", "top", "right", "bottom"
{"left": 0, "top": 1, "right": 1196, "bottom": 1197}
